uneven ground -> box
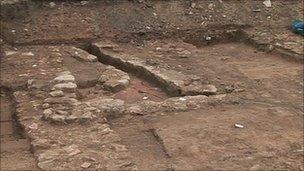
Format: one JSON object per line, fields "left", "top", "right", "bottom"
{"left": 0, "top": 0, "right": 303, "bottom": 170}
{"left": 0, "top": 90, "right": 38, "bottom": 170}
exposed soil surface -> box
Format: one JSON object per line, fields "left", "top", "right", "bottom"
{"left": 108, "top": 40, "right": 303, "bottom": 107}
{"left": 113, "top": 76, "right": 169, "bottom": 103}
{"left": 95, "top": 40, "right": 304, "bottom": 170}
{"left": 0, "top": 90, "right": 38, "bottom": 170}
{"left": 147, "top": 104, "right": 303, "bottom": 170}
{"left": 0, "top": 0, "right": 303, "bottom": 170}
{"left": 110, "top": 115, "right": 171, "bottom": 170}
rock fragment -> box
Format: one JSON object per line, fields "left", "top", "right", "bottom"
{"left": 81, "top": 162, "right": 91, "bottom": 168}
{"left": 234, "top": 123, "right": 244, "bottom": 128}
{"left": 42, "top": 103, "right": 50, "bottom": 109}
{"left": 53, "top": 82, "right": 77, "bottom": 92}
{"left": 263, "top": 0, "right": 271, "bottom": 7}
{"left": 49, "top": 90, "right": 64, "bottom": 97}
{"left": 29, "top": 123, "right": 38, "bottom": 130}
{"left": 49, "top": 2, "right": 56, "bottom": 8}
{"left": 177, "top": 50, "right": 191, "bottom": 58}
{"left": 44, "top": 97, "right": 80, "bottom": 106}
{"left": 54, "top": 75, "right": 75, "bottom": 83}
{"left": 31, "top": 139, "right": 50, "bottom": 151}
{"left": 21, "top": 52, "right": 34, "bottom": 56}
{"left": 68, "top": 47, "right": 98, "bottom": 62}
{"left": 43, "top": 108, "right": 53, "bottom": 116}
{"left": 99, "top": 67, "right": 130, "bottom": 92}
{"left": 63, "top": 144, "right": 81, "bottom": 156}
{"left": 4, "top": 51, "right": 17, "bottom": 56}
{"left": 182, "top": 83, "right": 217, "bottom": 96}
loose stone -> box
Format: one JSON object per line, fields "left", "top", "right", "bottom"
{"left": 29, "top": 123, "right": 38, "bottom": 130}
{"left": 81, "top": 162, "right": 91, "bottom": 168}
{"left": 51, "top": 114, "right": 66, "bottom": 122}
{"left": 53, "top": 82, "right": 77, "bottom": 92}
{"left": 43, "top": 108, "right": 53, "bottom": 116}
{"left": 49, "top": 90, "right": 64, "bottom": 97}
{"left": 42, "top": 103, "right": 50, "bottom": 109}
{"left": 54, "top": 75, "right": 75, "bottom": 83}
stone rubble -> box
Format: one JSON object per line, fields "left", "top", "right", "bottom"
{"left": 4, "top": 51, "right": 18, "bottom": 56}
{"left": 85, "top": 98, "right": 126, "bottom": 117}
{"left": 42, "top": 71, "right": 102, "bottom": 124}
{"left": 1, "top": 1, "right": 302, "bottom": 169}
{"left": 98, "top": 66, "right": 130, "bottom": 92}
{"left": 52, "top": 82, "right": 77, "bottom": 92}
{"left": 66, "top": 47, "right": 98, "bottom": 62}
{"left": 87, "top": 94, "right": 226, "bottom": 116}
{"left": 14, "top": 90, "right": 137, "bottom": 170}
{"left": 49, "top": 90, "right": 64, "bottom": 97}
{"left": 182, "top": 83, "right": 217, "bottom": 96}
{"left": 54, "top": 75, "right": 75, "bottom": 83}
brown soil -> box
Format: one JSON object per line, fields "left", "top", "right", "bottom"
{"left": 110, "top": 115, "right": 171, "bottom": 170}
{"left": 114, "top": 76, "right": 169, "bottom": 103}
{"left": 0, "top": 0, "right": 303, "bottom": 170}
{"left": 97, "top": 41, "right": 304, "bottom": 170}
{"left": 0, "top": 90, "right": 38, "bottom": 170}
{"left": 78, "top": 76, "right": 169, "bottom": 103}
{"left": 113, "top": 41, "right": 303, "bottom": 107}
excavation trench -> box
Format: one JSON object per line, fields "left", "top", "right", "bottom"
{"left": 84, "top": 26, "right": 295, "bottom": 99}
{"left": 1, "top": 34, "right": 302, "bottom": 170}
{"left": 87, "top": 46, "right": 181, "bottom": 97}
{"left": 0, "top": 89, "right": 38, "bottom": 170}
{"left": 84, "top": 27, "right": 246, "bottom": 97}
{"left": 108, "top": 115, "right": 173, "bottom": 170}
{"left": 1, "top": 89, "right": 23, "bottom": 137}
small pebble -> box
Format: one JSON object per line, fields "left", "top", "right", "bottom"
{"left": 234, "top": 123, "right": 244, "bottom": 128}
{"left": 179, "top": 97, "right": 187, "bottom": 101}
{"left": 22, "top": 52, "right": 34, "bottom": 56}
{"left": 206, "top": 36, "right": 212, "bottom": 41}
{"left": 29, "top": 123, "right": 38, "bottom": 130}
{"left": 49, "top": 2, "right": 56, "bottom": 8}
{"left": 42, "top": 103, "right": 50, "bottom": 109}
{"left": 80, "top": 1, "right": 88, "bottom": 5}
{"left": 81, "top": 162, "right": 91, "bottom": 168}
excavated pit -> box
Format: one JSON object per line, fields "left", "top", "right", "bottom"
{"left": 1, "top": 28, "right": 303, "bottom": 170}
{"left": 1, "top": 0, "right": 303, "bottom": 170}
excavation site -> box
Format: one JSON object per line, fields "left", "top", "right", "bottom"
{"left": 0, "top": 0, "right": 303, "bottom": 170}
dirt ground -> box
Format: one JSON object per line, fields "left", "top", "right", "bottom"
{"left": 0, "top": 90, "right": 38, "bottom": 170}
{"left": 0, "top": 0, "right": 303, "bottom": 170}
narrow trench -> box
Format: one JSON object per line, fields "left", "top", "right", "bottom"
{"left": 84, "top": 45, "right": 182, "bottom": 97}
{"left": 0, "top": 88, "right": 26, "bottom": 138}
{"left": 0, "top": 88, "right": 38, "bottom": 170}
{"left": 108, "top": 115, "right": 173, "bottom": 170}
{"left": 82, "top": 27, "right": 245, "bottom": 98}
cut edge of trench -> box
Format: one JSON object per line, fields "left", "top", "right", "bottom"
{"left": 0, "top": 87, "right": 40, "bottom": 170}
{"left": 1, "top": 87, "right": 26, "bottom": 139}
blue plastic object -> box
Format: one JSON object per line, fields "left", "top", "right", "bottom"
{"left": 292, "top": 20, "right": 304, "bottom": 36}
